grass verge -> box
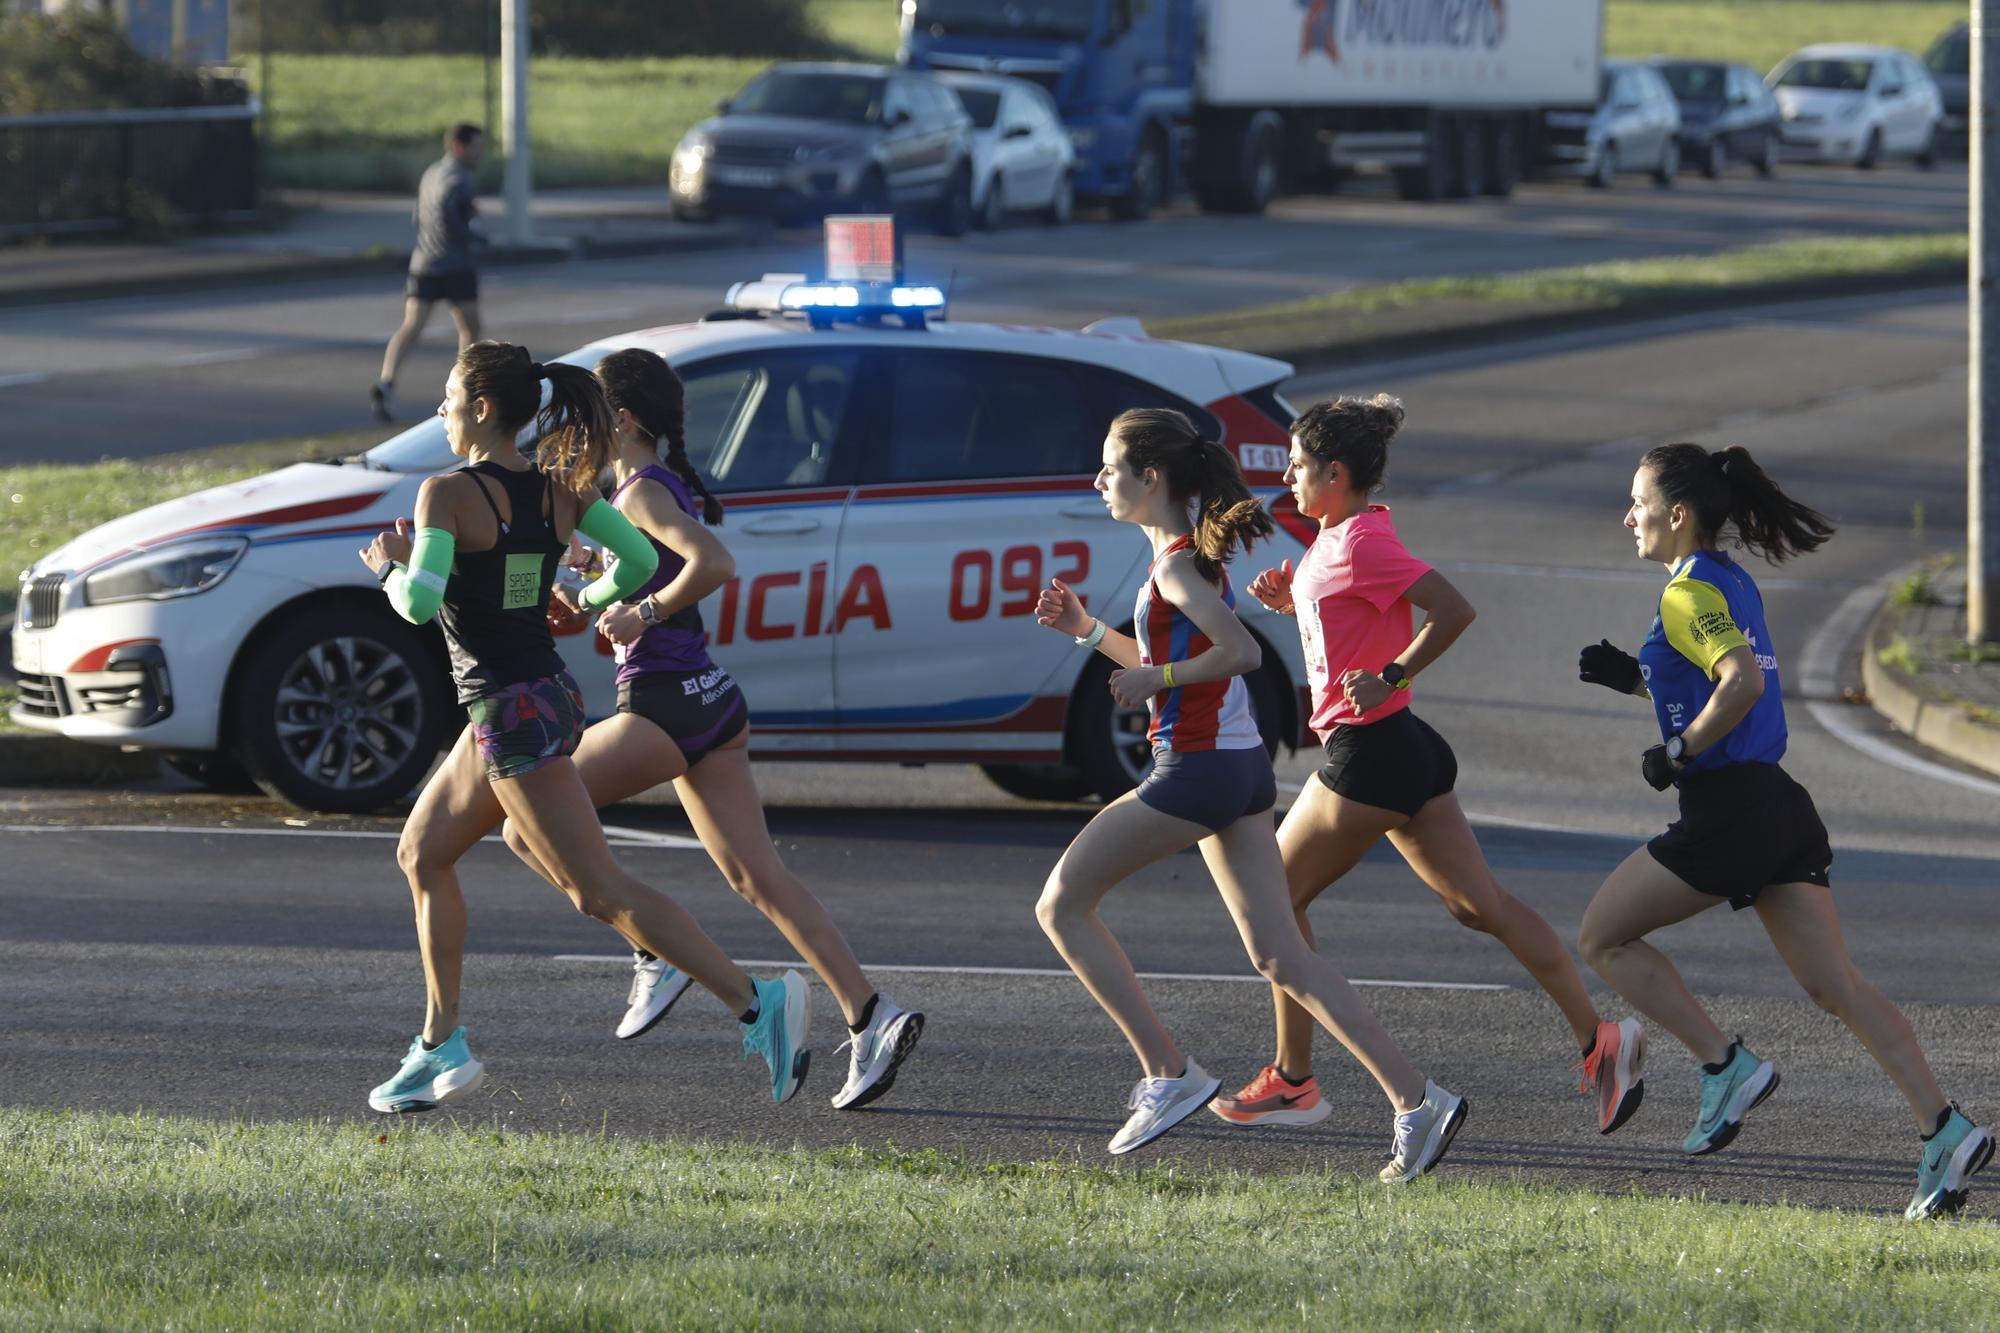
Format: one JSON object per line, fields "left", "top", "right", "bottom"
{"left": 1148, "top": 232, "right": 1966, "bottom": 359}
{"left": 2, "top": 1107, "right": 1997, "bottom": 1329}
{"left": 1606, "top": 2, "right": 1962, "bottom": 78}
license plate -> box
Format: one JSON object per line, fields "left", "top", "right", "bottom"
{"left": 714, "top": 166, "right": 781, "bottom": 188}
{"left": 11, "top": 630, "right": 41, "bottom": 675}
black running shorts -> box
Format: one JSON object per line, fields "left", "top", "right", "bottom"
{"left": 407, "top": 270, "right": 479, "bottom": 303}
{"left": 616, "top": 666, "right": 748, "bottom": 767}
{"left": 1647, "top": 762, "right": 1833, "bottom": 910}
{"left": 1315, "top": 708, "right": 1458, "bottom": 818}
{"left": 1136, "top": 744, "right": 1277, "bottom": 833}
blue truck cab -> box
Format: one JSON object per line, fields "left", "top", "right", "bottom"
{"left": 899, "top": 0, "right": 1193, "bottom": 219}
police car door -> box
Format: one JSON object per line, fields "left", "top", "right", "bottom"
{"left": 659, "top": 346, "right": 866, "bottom": 752}
{"left": 831, "top": 346, "right": 1149, "bottom": 763}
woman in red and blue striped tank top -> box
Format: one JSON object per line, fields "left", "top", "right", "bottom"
{"left": 1032, "top": 408, "right": 1466, "bottom": 1178}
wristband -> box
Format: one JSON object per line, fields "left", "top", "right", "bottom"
{"left": 1074, "top": 619, "right": 1108, "bottom": 649}
{"left": 1161, "top": 662, "right": 1176, "bottom": 689}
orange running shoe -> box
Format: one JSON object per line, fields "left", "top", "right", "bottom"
{"left": 1210, "top": 1064, "right": 1332, "bottom": 1127}
{"left": 1579, "top": 1017, "right": 1646, "bottom": 1135}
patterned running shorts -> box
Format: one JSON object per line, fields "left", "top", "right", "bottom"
{"left": 466, "top": 671, "right": 586, "bottom": 782}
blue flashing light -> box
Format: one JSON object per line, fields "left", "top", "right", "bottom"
{"left": 729, "top": 274, "right": 946, "bottom": 328}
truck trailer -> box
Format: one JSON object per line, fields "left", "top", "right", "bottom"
{"left": 899, "top": 0, "right": 1604, "bottom": 216}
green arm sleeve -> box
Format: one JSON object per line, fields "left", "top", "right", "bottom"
{"left": 382, "top": 527, "right": 455, "bottom": 625}
{"left": 576, "top": 498, "right": 660, "bottom": 609}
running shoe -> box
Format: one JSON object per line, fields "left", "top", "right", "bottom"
{"left": 367, "top": 1026, "right": 484, "bottom": 1114}
{"left": 1579, "top": 1017, "right": 1647, "bottom": 1135}
{"left": 1682, "top": 1040, "right": 1779, "bottom": 1156}
{"left": 1378, "top": 1080, "right": 1469, "bottom": 1183}
{"left": 829, "top": 996, "right": 925, "bottom": 1111}
{"left": 740, "top": 970, "right": 811, "bottom": 1104}
{"left": 616, "top": 952, "right": 691, "bottom": 1040}
{"left": 1906, "top": 1106, "right": 1996, "bottom": 1221}
{"left": 1210, "top": 1064, "right": 1333, "bottom": 1128}
{"left": 1108, "top": 1059, "right": 1222, "bottom": 1155}
{"left": 369, "top": 381, "right": 394, "bottom": 422}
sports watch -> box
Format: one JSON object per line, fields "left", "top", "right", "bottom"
{"left": 1379, "top": 662, "right": 1411, "bottom": 692}
{"left": 1664, "top": 733, "right": 1687, "bottom": 765}
{"left": 637, "top": 598, "right": 663, "bottom": 627}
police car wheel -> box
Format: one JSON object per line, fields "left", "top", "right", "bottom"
{"left": 231, "top": 607, "right": 449, "bottom": 814}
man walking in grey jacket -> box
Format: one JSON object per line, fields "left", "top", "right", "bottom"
{"left": 371, "top": 123, "right": 487, "bottom": 421}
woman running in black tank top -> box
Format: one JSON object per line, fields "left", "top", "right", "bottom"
{"left": 356, "top": 341, "right": 812, "bottom": 1116}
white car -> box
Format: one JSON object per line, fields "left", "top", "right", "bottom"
{"left": 937, "top": 71, "right": 1076, "bottom": 229}
{"left": 11, "top": 281, "right": 1312, "bottom": 812}
{"left": 1768, "top": 43, "right": 1942, "bottom": 168}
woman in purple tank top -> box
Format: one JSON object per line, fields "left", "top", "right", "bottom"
{"left": 502, "top": 348, "right": 923, "bottom": 1110}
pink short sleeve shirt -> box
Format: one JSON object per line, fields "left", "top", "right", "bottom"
{"left": 1291, "top": 505, "right": 1432, "bottom": 735}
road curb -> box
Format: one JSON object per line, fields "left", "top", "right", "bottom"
{"left": 0, "top": 224, "right": 765, "bottom": 310}
{"left": 1860, "top": 599, "right": 2000, "bottom": 780}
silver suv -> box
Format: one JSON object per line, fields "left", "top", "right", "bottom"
{"left": 672, "top": 62, "right": 976, "bottom": 234}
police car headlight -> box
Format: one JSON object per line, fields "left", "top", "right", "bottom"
{"left": 674, "top": 130, "right": 713, "bottom": 167}
{"left": 82, "top": 535, "right": 249, "bottom": 606}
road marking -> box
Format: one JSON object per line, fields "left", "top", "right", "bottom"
{"left": 0, "top": 372, "right": 52, "bottom": 389}
{"left": 552, "top": 954, "right": 1511, "bottom": 991}
{"left": 0, "top": 822, "right": 705, "bottom": 849}
{"left": 161, "top": 347, "right": 261, "bottom": 368}
{"left": 1803, "top": 702, "right": 2000, "bottom": 798}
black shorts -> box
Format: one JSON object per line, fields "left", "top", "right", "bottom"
{"left": 407, "top": 270, "right": 478, "bottom": 303}
{"left": 1136, "top": 745, "right": 1277, "bottom": 833}
{"left": 1315, "top": 707, "right": 1458, "bottom": 818}
{"left": 616, "top": 666, "right": 748, "bottom": 767}
{"left": 1647, "top": 762, "right": 1833, "bottom": 910}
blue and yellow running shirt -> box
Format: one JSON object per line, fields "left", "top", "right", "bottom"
{"left": 1638, "top": 550, "right": 1787, "bottom": 776}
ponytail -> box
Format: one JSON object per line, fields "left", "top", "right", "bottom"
{"left": 455, "top": 341, "right": 615, "bottom": 498}
{"left": 1641, "top": 442, "right": 1834, "bottom": 564}
{"left": 1108, "top": 408, "right": 1272, "bottom": 581}
{"left": 595, "top": 347, "right": 724, "bottom": 525}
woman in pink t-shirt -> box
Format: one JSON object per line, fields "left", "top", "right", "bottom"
{"left": 1210, "top": 394, "right": 1646, "bottom": 1140}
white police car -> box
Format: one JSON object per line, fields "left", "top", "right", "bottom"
{"left": 11, "top": 248, "right": 1314, "bottom": 813}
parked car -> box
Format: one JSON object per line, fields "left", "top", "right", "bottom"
{"left": 1652, "top": 59, "right": 1782, "bottom": 178}
{"left": 1923, "top": 23, "right": 1969, "bottom": 153}
{"left": 1540, "top": 59, "right": 1682, "bottom": 188}
{"left": 1768, "top": 44, "right": 1941, "bottom": 169}
{"left": 935, "top": 71, "right": 1076, "bottom": 229}
{"left": 670, "top": 62, "right": 976, "bottom": 233}
{"left": 11, "top": 270, "right": 1313, "bottom": 812}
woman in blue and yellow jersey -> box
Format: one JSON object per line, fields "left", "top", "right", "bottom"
{"left": 1575, "top": 441, "right": 1991, "bottom": 1220}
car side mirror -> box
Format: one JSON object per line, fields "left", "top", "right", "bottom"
{"left": 892, "top": 108, "right": 912, "bottom": 126}
{"left": 1004, "top": 124, "right": 1033, "bottom": 139}
{"left": 715, "top": 97, "right": 733, "bottom": 114}
{"left": 1881, "top": 84, "right": 1903, "bottom": 98}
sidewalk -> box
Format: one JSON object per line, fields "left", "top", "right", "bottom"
{"left": 0, "top": 186, "right": 762, "bottom": 307}
{"left": 1863, "top": 559, "right": 2000, "bottom": 779}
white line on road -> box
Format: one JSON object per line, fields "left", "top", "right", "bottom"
{"left": 160, "top": 347, "right": 262, "bottom": 368}
{"left": 551, "top": 954, "right": 1511, "bottom": 991}
{"left": 1803, "top": 701, "right": 2000, "bottom": 798}
{"left": 0, "top": 372, "right": 52, "bottom": 389}
{"left": 0, "top": 822, "right": 705, "bottom": 849}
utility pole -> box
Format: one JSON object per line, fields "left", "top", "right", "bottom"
{"left": 1978, "top": 2, "right": 2000, "bottom": 641}
{"left": 499, "top": 0, "right": 533, "bottom": 246}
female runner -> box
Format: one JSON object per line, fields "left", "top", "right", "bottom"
{"left": 357, "top": 341, "right": 810, "bottom": 1114}
{"left": 1033, "top": 407, "right": 1466, "bottom": 1177}
{"left": 1575, "top": 440, "right": 1991, "bottom": 1219}
{"left": 1214, "top": 395, "right": 1642, "bottom": 1137}
{"left": 506, "top": 347, "right": 922, "bottom": 1110}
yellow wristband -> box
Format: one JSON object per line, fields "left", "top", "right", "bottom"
{"left": 1161, "top": 662, "right": 1176, "bottom": 689}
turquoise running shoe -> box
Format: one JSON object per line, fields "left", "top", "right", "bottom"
{"left": 1906, "top": 1106, "right": 1996, "bottom": 1220}
{"left": 741, "top": 970, "right": 811, "bottom": 1103}
{"left": 1682, "top": 1041, "right": 1778, "bottom": 1156}
{"left": 368, "top": 1027, "right": 485, "bottom": 1114}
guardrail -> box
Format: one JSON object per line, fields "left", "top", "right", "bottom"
{"left": 0, "top": 101, "right": 261, "bottom": 238}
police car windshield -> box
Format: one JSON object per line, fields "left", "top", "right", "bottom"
{"left": 913, "top": 0, "right": 1091, "bottom": 42}
{"left": 361, "top": 350, "right": 604, "bottom": 472}
{"left": 734, "top": 72, "right": 884, "bottom": 125}
{"left": 954, "top": 88, "right": 1002, "bottom": 130}
{"left": 1775, "top": 58, "right": 1873, "bottom": 91}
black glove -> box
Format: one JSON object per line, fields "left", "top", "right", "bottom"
{"left": 1640, "top": 744, "right": 1679, "bottom": 791}
{"left": 1579, "top": 639, "right": 1642, "bottom": 695}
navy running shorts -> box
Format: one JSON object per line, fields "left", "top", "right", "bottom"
{"left": 1136, "top": 744, "right": 1277, "bottom": 833}
{"left": 1647, "top": 762, "right": 1833, "bottom": 910}
{"left": 617, "top": 665, "right": 749, "bottom": 767}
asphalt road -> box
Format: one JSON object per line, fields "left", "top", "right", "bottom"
{"left": 3, "top": 288, "right": 1994, "bottom": 1218}
{"left": 0, "top": 160, "right": 1965, "bottom": 462}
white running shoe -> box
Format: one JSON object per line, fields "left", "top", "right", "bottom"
{"left": 1107, "top": 1058, "right": 1221, "bottom": 1155}
{"left": 1378, "top": 1080, "right": 1469, "bottom": 1183}
{"left": 616, "top": 952, "right": 691, "bottom": 1040}
{"left": 829, "top": 996, "right": 925, "bottom": 1110}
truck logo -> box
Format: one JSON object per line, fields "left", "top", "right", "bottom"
{"left": 1300, "top": 0, "right": 1507, "bottom": 64}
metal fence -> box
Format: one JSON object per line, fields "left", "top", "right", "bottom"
{"left": 0, "top": 102, "right": 261, "bottom": 238}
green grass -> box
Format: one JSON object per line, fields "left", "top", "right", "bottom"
{"left": 1606, "top": 2, "right": 1962, "bottom": 78}
{"left": 1, "top": 1107, "right": 1997, "bottom": 1329}
{"left": 1150, "top": 233, "right": 1966, "bottom": 356}
{"left": 1878, "top": 634, "right": 1923, "bottom": 676}
{"left": 1894, "top": 567, "right": 1945, "bottom": 609}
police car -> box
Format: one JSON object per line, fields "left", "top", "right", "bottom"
{"left": 10, "top": 224, "right": 1315, "bottom": 812}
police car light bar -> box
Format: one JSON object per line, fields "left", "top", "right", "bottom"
{"left": 723, "top": 275, "right": 946, "bottom": 328}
